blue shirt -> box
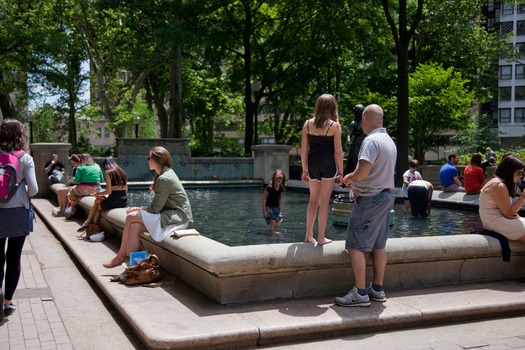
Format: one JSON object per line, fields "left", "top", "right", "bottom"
{"left": 439, "top": 161, "right": 458, "bottom": 187}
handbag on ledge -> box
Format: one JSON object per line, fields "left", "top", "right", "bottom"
{"left": 123, "top": 253, "right": 162, "bottom": 286}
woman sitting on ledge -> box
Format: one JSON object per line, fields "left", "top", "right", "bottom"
{"left": 103, "top": 146, "right": 193, "bottom": 268}
{"left": 77, "top": 157, "right": 128, "bottom": 233}
{"left": 479, "top": 154, "right": 525, "bottom": 242}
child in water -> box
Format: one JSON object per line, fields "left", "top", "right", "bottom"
{"left": 262, "top": 170, "right": 286, "bottom": 234}
{"left": 402, "top": 159, "right": 422, "bottom": 213}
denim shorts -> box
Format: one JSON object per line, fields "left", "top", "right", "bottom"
{"left": 265, "top": 206, "right": 282, "bottom": 223}
{"left": 345, "top": 190, "right": 394, "bottom": 252}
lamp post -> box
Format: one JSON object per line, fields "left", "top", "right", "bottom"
{"left": 133, "top": 116, "right": 140, "bottom": 139}
{"left": 251, "top": 80, "right": 260, "bottom": 146}
{"left": 27, "top": 111, "right": 35, "bottom": 144}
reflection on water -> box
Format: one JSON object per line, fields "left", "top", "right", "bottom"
{"left": 128, "top": 187, "right": 482, "bottom": 247}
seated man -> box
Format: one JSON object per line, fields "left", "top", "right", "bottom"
{"left": 481, "top": 147, "right": 496, "bottom": 174}
{"left": 439, "top": 153, "right": 465, "bottom": 192}
{"left": 44, "top": 153, "right": 66, "bottom": 184}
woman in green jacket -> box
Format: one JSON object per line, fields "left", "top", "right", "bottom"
{"left": 103, "top": 146, "right": 193, "bottom": 268}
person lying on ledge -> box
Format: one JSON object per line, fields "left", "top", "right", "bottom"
{"left": 103, "top": 146, "right": 193, "bottom": 268}
{"left": 479, "top": 154, "right": 525, "bottom": 242}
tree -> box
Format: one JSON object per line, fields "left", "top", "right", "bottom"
{"left": 451, "top": 115, "right": 500, "bottom": 155}
{"left": 409, "top": 62, "right": 474, "bottom": 161}
{"left": 380, "top": 0, "right": 424, "bottom": 186}
{"left": 414, "top": 0, "right": 506, "bottom": 101}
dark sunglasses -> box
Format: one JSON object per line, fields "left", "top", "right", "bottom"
{"left": 515, "top": 171, "right": 524, "bottom": 178}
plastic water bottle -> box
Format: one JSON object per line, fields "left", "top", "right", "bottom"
{"left": 348, "top": 184, "right": 356, "bottom": 202}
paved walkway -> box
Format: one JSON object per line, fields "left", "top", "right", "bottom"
{"left": 0, "top": 215, "right": 144, "bottom": 350}
{"left": 5, "top": 195, "right": 525, "bottom": 349}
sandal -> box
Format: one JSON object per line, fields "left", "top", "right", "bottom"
{"left": 77, "top": 224, "right": 91, "bottom": 233}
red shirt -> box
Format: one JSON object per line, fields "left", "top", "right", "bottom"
{"left": 463, "top": 165, "right": 485, "bottom": 193}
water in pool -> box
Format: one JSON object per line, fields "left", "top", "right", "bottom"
{"left": 128, "top": 187, "right": 482, "bottom": 246}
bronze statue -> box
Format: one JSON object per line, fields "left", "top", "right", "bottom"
{"left": 343, "top": 104, "right": 366, "bottom": 175}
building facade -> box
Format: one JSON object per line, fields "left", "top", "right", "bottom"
{"left": 485, "top": 1, "right": 525, "bottom": 147}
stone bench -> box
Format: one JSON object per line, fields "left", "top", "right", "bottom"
{"left": 49, "top": 183, "right": 525, "bottom": 305}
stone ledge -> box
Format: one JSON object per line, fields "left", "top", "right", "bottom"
{"left": 49, "top": 183, "right": 525, "bottom": 304}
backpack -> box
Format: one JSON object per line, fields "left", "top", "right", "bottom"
{"left": 0, "top": 150, "right": 25, "bottom": 203}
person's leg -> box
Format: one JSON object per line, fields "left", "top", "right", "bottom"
{"left": 403, "top": 199, "right": 410, "bottom": 213}
{"left": 317, "top": 179, "right": 334, "bottom": 244}
{"left": 371, "top": 248, "right": 387, "bottom": 286}
{"left": 349, "top": 249, "right": 367, "bottom": 289}
{"left": 58, "top": 187, "right": 70, "bottom": 212}
{"left": 0, "top": 238, "right": 6, "bottom": 287}
{"left": 93, "top": 206, "right": 102, "bottom": 225}
{"left": 305, "top": 180, "right": 321, "bottom": 243}
{"left": 81, "top": 198, "right": 103, "bottom": 227}
{"left": 269, "top": 220, "right": 277, "bottom": 234}
{"left": 4, "top": 236, "right": 26, "bottom": 304}
{"left": 103, "top": 210, "right": 145, "bottom": 268}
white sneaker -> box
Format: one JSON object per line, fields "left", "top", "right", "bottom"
{"left": 89, "top": 232, "right": 105, "bottom": 242}
{"left": 335, "top": 287, "right": 371, "bottom": 307}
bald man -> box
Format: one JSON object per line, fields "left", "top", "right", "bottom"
{"left": 336, "top": 104, "right": 397, "bottom": 307}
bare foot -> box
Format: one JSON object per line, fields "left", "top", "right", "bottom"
{"left": 318, "top": 238, "right": 332, "bottom": 245}
{"left": 305, "top": 238, "right": 317, "bottom": 243}
{"left": 103, "top": 256, "right": 126, "bottom": 269}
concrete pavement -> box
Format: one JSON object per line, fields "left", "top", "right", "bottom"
{"left": 0, "top": 212, "right": 145, "bottom": 350}
{"left": 5, "top": 196, "right": 525, "bottom": 349}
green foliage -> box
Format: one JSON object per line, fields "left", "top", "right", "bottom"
{"left": 0, "top": 0, "right": 512, "bottom": 159}
{"left": 189, "top": 133, "right": 244, "bottom": 157}
{"left": 451, "top": 115, "right": 500, "bottom": 155}
{"left": 27, "top": 104, "right": 68, "bottom": 143}
{"left": 409, "top": 62, "right": 475, "bottom": 161}
{"left": 69, "top": 135, "right": 106, "bottom": 157}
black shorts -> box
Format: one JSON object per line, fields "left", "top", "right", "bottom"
{"left": 100, "top": 190, "right": 128, "bottom": 211}
{"left": 307, "top": 153, "right": 337, "bottom": 181}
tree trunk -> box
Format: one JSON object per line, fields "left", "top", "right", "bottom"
{"left": 396, "top": 47, "right": 410, "bottom": 187}
{"left": 243, "top": 2, "right": 254, "bottom": 155}
{"left": 169, "top": 45, "right": 183, "bottom": 138}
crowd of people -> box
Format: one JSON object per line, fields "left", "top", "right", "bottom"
{"left": 3, "top": 95, "right": 525, "bottom": 321}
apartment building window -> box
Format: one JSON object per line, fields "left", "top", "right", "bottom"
{"left": 501, "top": 21, "right": 513, "bottom": 35}
{"left": 499, "top": 108, "right": 511, "bottom": 123}
{"left": 503, "top": 3, "right": 514, "bottom": 15}
{"left": 519, "top": 4, "right": 525, "bottom": 14}
{"left": 518, "top": 43, "right": 525, "bottom": 56}
{"left": 519, "top": 21, "right": 525, "bottom": 35}
{"left": 500, "top": 65, "right": 512, "bottom": 79}
{"left": 516, "top": 108, "right": 525, "bottom": 122}
{"left": 517, "top": 65, "right": 525, "bottom": 79}
{"left": 500, "top": 86, "right": 512, "bottom": 101}
{"left": 516, "top": 86, "right": 525, "bottom": 100}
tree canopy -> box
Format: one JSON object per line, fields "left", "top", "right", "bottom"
{"left": 0, "top": 0, "right": 506, "bottom": 172}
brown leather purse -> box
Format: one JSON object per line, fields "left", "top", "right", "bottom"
{"left": 124, "top": 254, "right": 162, "bottom": 286}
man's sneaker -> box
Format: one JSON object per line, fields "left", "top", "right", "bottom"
{"left": 335, "top": 287, "right": 371, "bottom": 307}
{"left": 366, "top": 283, "right": 386, "bottom": 302}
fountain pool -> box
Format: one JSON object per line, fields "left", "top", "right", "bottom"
{"left": 128, "top": 187, "right": 482, "bottom": 246}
